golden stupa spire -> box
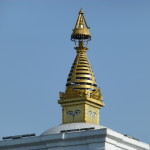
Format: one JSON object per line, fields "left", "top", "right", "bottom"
{"left": 58, "top": 9, "right": 104, "bottom": 125}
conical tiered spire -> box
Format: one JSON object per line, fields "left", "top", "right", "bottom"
{"left": 66, "top": 50, "right": 97, "bottom": 93}
{"left": 58, "top": 10, "right": 104, "bottom": 125}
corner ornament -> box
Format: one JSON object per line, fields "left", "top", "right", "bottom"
{"left": 60, "top": 86, "right": 103, "bottom": 101}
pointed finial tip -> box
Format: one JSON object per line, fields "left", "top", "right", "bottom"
{"left": 79, "top": 8, "right": 84, "bottom": 14}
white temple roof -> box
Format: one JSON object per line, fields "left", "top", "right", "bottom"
{"left": 41, "top": 123, "right": 105, "bottom": 135}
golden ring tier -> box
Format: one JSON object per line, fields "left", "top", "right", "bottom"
{"left": 66, "top": 47, "right": 97, "bottom": 94}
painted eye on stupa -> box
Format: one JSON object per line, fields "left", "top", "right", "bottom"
{"left": 67, "top": 110, "right": 81, "bottom": 116}
{"left": 67, "top": 111, "right": 73, "bottom": 115}
{"left": 88, "top": 110, "right": 92, "bottom": 115}
{"left": 75, "top": 110, "right": 81, "bottom": 114}
{"left": 92, "top": 112, "right": 97, "bottom": 117}
{"left": 88, "top": 110, "right": 97, "bottom": 118}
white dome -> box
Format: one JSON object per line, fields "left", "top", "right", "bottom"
{"left": 41, "top": 123, "right": 105, "bottom": 136}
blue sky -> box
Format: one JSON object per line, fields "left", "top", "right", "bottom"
{"left": 0, "top": 0, "right": 150, "bottom": 143}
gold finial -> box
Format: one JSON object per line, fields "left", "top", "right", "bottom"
{"left": 79, "top": 8, "right": 84, "bottom": 14}
{"left": 71, "top": 9, "right": 91, "bottom": 45}
{"left": 58, "top": 10, "right": 104, "bottom": 125}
